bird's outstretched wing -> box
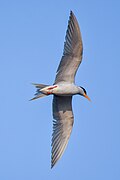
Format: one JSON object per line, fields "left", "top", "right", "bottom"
{"left": 54, "top": 11, "right": 83, "bottom": 84}
{"left": 51, "top": 95, "right": 74, "bottom": 168}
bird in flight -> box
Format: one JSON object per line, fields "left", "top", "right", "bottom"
{"left": 31, "top": 11, "right": 90, "bottom": 168}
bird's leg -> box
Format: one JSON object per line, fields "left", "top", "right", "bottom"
{"left": 47, "top": 85, "right": 58, "bottom": 90}
{"left": 41, "top": 85, "right": 58, "bottom": 95}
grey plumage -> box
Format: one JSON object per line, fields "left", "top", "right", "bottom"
{"left": 30, "top": 84, "right": 49, "bottom": 100}
{"left": 51, "top": 96, "right": 73, "bottom": 168}
{"left": 51, "top": 11, "right": 83, "bottom": 167}
{"left": 31, "top": 11, "right": 90, "bottom": 168}
{"left": 54, "top": 11, "right": 83, "bottom": 84}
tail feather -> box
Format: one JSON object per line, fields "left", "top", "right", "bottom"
{"left": 30, "top": 83, "right": 50, "bottom": 101}
{"left": 32, "top": 83, "right": 49, "bottom": 89}
{"left": 30, "top": 93, "right": 47, "bottom": 101}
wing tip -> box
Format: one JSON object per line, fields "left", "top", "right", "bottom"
{"left": 51, "top": 151, "right": 58, "bottom": 169}
{"left": 70, "top": 10, "right": 76, "bottom": 20}
{"left": 51, "top": 160, "right": 55, "bottom": 169}
{"left": 70, "top": 10, "right": 73, "bottom": 16}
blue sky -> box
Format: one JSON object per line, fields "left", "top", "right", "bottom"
{"left": 0, "top": 0, "right": 120, "bottom": 179}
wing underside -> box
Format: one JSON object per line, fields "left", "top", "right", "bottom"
{"left": 54, "top": 11, "right": 83, "bottom": 84}
{"left": 51, "top": 95, "right": 74, "bottom": 168}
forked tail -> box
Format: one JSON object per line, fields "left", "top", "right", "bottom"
{"left": 30, "top": 83, "right": 49, "bottom": 101}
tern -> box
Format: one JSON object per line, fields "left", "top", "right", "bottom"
{"left": 31, "top": 11, "right": 90, "bottom": 168}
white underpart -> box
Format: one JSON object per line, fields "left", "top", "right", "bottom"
{"left": 41, "top": 84, "right": 80, "bottom": 96}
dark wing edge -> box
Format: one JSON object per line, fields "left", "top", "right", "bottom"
{"left": 51, "top": 95, "right": 74, "bottom": 168}
{"left": 54, "top": 11, "right": 83, "bottom": 84}
{"left": 63, "top": 10, "right": 83, "bottom": 57}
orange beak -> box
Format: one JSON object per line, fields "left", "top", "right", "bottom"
{"left": 84, "top": 93, "right": 91, "bottom": 101}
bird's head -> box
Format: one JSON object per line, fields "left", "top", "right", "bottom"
{"left": 79, "top": 86, "right": 91, "bottom": 101}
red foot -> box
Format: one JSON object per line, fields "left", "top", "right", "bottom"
{"left": 47, "top": 92, "right": 52, "bottom": 95}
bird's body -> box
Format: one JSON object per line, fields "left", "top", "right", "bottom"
{"left": 40, "top": 83, "right": 81, "bottom": 96}
{"left": 31, "top": 11, "right": 90, "bottom": 168}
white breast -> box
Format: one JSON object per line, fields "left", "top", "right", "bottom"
{"left": 53, "top": 83, "right": 79, "bottom": 96}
